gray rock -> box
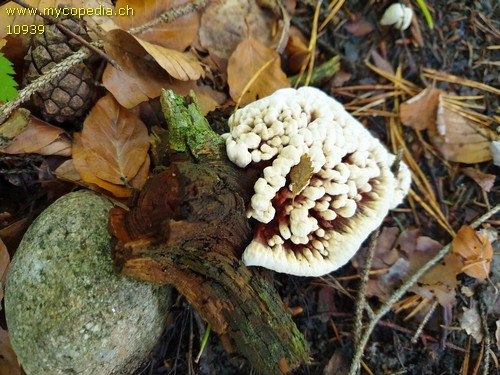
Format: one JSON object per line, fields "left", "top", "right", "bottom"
{"left": 5, "top": 190, "right": 171, "bottom": 375}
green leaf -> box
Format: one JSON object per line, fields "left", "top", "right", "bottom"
{"left": 0, "top": 52, "right": 19, "bottom": 103}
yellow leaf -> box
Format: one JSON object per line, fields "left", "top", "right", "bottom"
{"left": 289, "top": 154, "right": 314, "bottom": 199}
{"left": 227, "top": 36, "right": 289, "bottom": 106}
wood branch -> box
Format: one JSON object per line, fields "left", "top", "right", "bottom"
{"left": 109, "top": 91, "right": 309, "bottom": 375}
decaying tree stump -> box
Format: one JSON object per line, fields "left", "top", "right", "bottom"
{"left": 109, "top": 90, "right": 309, "bottom": 375}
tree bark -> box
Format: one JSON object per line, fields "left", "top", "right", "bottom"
{"left": 109, "top": 90, "right": 309, "bottom": 375}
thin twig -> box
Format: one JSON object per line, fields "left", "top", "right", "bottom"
{"left": 411, "top": 300, "right": 438, "bottom": 343}
{"left": 353, "top": 229, "right": 379, "bottom": 349}
{"left": 477, "top": 286, "right": 491, "bottom": 375}
{"left": 349, "top": 203, "right": 500, "bottom": 374}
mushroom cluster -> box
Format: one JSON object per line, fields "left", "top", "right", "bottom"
{"left": 224, "top": 87, "right": 411, "bottom": 276}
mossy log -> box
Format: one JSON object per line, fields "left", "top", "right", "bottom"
{"left": 109, "top": 90, "right": 309, "bottom": 375}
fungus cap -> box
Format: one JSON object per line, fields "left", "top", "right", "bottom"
{"left": 225, "top": 87, "right": 411, "bottom": 277}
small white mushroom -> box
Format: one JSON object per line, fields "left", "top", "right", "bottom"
{"left": 224, "top": 87, "right": 411, "bottom": 277}
{"left": 380, "top": 3, "right": 413, "bottom": 30}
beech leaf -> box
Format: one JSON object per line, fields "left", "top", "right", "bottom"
{"left": 104, "top": 29, "right": 203, "bottom": 82}
{"left": 199, "top": 0, "right": 289, "bottom": 59}
{"left": 400, "top": 86, "right": 442, "bottom": 131}
{"left": 132, "top": 36, "right": 203, "bottom": 81}
{"left": 429, "top": 94, "right": 496, "bottom": 163}
{"left": 72, "top": 94, "right": 150, "bottom": 197}
{"left": 462, "top": 167, "right": 496, "bottom": 192}
{"left": 1, "top": 117, "right": 70, "bottom": 156}
{"left": 227, "top": 36, "right": 290, "bottom": 106}
{"left": 113, "top": 0, "right": 200, "bottom": 51}
{"left": 451, "top": 225, "right": 492, "bottom": 280}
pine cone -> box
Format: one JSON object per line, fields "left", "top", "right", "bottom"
{"left": 24, "top": 15, "right": 95, "bottom": 124}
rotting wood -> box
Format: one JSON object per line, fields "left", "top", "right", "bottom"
{"left": 109, "top": 90, "right": 309, "bottom": 375}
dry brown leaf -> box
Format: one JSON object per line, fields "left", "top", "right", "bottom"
{"left": 459, "top": 306, "right": 483, "bottom": 343}
{"left": 113, "top": 0, "right": 199, "bottom": 51}
{"left": 199, "top": 0, "right": 289, "bottom": 59}
{"left": 351, "top": 227, "right": 400, "bottom": 270}
{"left": 462, "top": 167, "right": 496, "bottom": 192}
{"left": 1, "top": 117, "right": 71, "bottom": 156}
{"left": 331, "top": 70, "right": 353, "bottom": 88}
{"left": 351, "top": 227, "right": 407, "bottom": 302}
{"left": 227, "top": 36, "right": 289, "bottom": 106}
{"left": 133, "top": 36, "right": 203, "bottom": 81}
{"left": 72, "top": 134, "right": 133, "bottom": 197}
{"left": 323, "top": 349, "right": 351, "bottom": 375}
{"left": 410, "top": 252, "right": 462, "bottom": 307}
{"left": 104, "top": 29, "right": 203, "bottom": 81}
{"left": 371, "top": 49, "right": 394, "bottom": 76}
{"left": 102, "top": 62, "right": 171, "bottom": 108}
{"left": 53, "top": 159, "right": 83, "bottom": 183}
{"left": 284, "top": 26, "right": 310, "bottom": 74}
{"left": 72, "top": 95, "right": 150, "bottom": 197}
{"left": 0, "top": 237, "right": 9, "bottom": 304}
{"left": 451, "top": 225, "right": 492, "bottom": 280}
{"left": 0, "top": 328, "right": 21, "bottom": 375}
{"left": 429, "top": 94, "right": 495, "bottom": 163}
{"left": 353, "top": 227, "right": 462, "bottom": 307}
{"left": 400, "top": 86, "right": 442, "bottom": 131}
{"left": 103, "top": 28, "right": 207, "bottom": 108}
{"left": 344, "top": 19, "right": 374, "bottom": 36}
{"left": 404, "top": 232, "right": 461, "bottom": 308}
{"left": 81, "top": 94, "right": 149, "bottom": 184}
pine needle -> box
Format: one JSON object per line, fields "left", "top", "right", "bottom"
{"left": 422, "top": 68, "right": 500, "bottom": 96}
{"left": 294, "top": 0, "right": 323, "bottom": 87}
{"left": 319, "top": 0, "right": 345, "bottom": 31}
{"left": 404, "top": 297, "right": 430, "bottom": 321}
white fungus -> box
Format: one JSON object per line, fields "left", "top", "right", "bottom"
{"left": 225, "top": 87, "right": 411, "bottom": 277}
{"left": 380, "top": 3, "right": 413, "bottom": 31}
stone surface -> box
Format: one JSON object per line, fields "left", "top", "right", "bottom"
{"left": 4, "top": 190, "right": 171, "bottom": 375}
